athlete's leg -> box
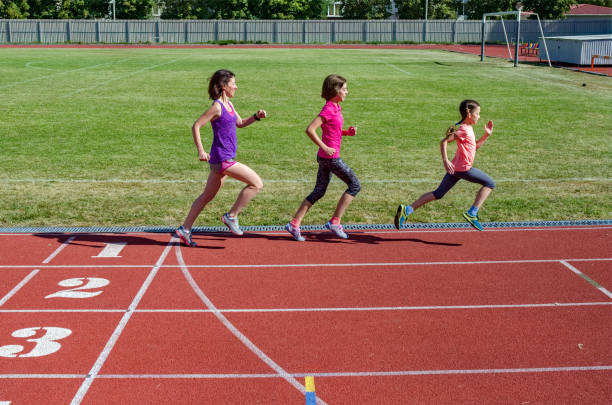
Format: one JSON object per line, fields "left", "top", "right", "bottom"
{"left": 328, "top": 159, "right": 360, "bottom": 221}
{"left": 223, "top": 162, "right": 263, "bottom": 217}
{"left": 394, "top": 174, "right": 459, "bottom": 229}
{"left": 292, "top": 199, "right": 313, "bottom": 225}
{"left": 182, "top": 171, "right": 226, "bottom": 231}
{"left": 410, "top": 192, "right": 437, "bottom": 210}
{"left": 454, "top": 168, "right": 495, "bottom": 211}
{"left": 331, "top": 192, "right": 354, "bottom": 220}
{"left": 473, "top": 186, "right": 493, "bottom": 209}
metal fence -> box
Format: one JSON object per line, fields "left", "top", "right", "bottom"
{"left": 0, "top": 18, "right": 610, "bottom": 44}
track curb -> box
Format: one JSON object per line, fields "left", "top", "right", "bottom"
{"left": 1, "top": 220, "right": 610, "bottom": 234}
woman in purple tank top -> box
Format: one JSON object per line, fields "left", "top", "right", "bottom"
{"left": 175, "top": 69, "right": 267, "bottom": 246}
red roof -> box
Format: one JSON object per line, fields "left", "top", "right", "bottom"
{"left": 568, "top": 4, "right": 612, "bottom": 15}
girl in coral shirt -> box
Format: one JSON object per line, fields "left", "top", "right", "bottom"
{"left": 395, "top": 99, "right": 495, "bottom": 231}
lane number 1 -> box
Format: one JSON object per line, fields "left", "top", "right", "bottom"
{"left": 92, "top": 242, "right": 127, "bottom": 258}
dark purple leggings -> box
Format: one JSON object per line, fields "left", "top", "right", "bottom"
{"left": 432, "top": 167, "right": 495, "bottom": 200}
{"left": 306, "top": 156, "right": 361, "bottom": 204}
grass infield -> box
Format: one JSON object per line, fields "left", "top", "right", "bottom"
{"left": 1, "top": 47, "right": 611, "bottom": 227}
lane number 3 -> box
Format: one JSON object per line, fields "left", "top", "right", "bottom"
{"left": 0, "top": 327, "right": 72, "bottom": 358}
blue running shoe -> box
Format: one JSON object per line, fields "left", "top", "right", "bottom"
{"left": 285, "top": 222, "right": 305, "bottom": 242}
{"left": 394, "top": 204, "right": 408, "bottom": 230}
{"left": 463, "top": 212, "right": 483, "bottom": 231}
{"left": 325, "top": 221, "right": 348, "bottom": 239}
{"left": 175, "top": 225, "right": 197, "bottom": 247}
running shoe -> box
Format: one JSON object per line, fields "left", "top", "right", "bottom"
{"left": 463, "top": 212, "right": 483, "bottom": 231}
{"left": 175, "top": 225, "right": 197, "bottom": 247}
{"left": 222, "top": 213, "right": 244, "bottom": 236}
{"left": 285, "top": 222, "right": 305, "bottom": 242}
{"left": 394, "top": 204, "right": 408, "bottom": 230}
{"left": 325, "top": 221, "right": 348, "bottom": 239}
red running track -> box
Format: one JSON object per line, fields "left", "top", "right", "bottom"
{"left": 0, "top": 225, "right": 611, "bottom": 404}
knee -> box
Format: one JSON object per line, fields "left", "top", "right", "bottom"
{"left": 306, "top": 191, "right": 323, "bottom": 205}
{"left": 250, "top": 179, "right": 263, "bottom": 193}
{"left": 432, "top": 189, "right": 445, "bottom": 200}
{"left": 347, "top": 181, "right": 361, "bottom": 197}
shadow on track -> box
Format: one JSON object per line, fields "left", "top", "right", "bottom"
{"left": 221, "top": 231, "right": 463, "bottom": 247}
{"left": 33, "top": 232, "right": 225, "bottom": 249}
{"left": 33, "top": 231, "right": 462, "bottom": 249}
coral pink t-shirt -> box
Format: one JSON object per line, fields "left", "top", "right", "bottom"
{"left": 317, "top": 101, "right": 343, "bottom": 159}
{"left": 451, "top": 123, "right": 477, "bottom": 172}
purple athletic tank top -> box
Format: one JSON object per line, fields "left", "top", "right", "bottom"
{"left": 209, "top": 100, "right": 237, "bottom": 164}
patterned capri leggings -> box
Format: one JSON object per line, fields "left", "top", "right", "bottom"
{"left": 432, "top": 167, "right": 496, "bottom": 200}
{"left": 306, "top": 156, "right": 361, "bottom": 204}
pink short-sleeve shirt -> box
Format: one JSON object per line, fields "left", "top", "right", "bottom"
{"left": 317, "top": 101, "right": 344, "bottom": 159}
{"left": 451, "top": 124, "right": 477, "bottom": 172}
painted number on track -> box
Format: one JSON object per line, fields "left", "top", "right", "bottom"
{"left": 45, "top": 277, "right": 110, "bottom": 299}
{"left": 0, "top": 327, "right": 72, "bottom": 358}
{"left": 92, "top": 242, "right": 127, "bottom": 258}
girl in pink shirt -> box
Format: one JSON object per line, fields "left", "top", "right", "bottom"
{"left": 285, "top": 74, "right": 361, "bottom": 241}
{"left": 394, "top": 99, "right": 495, "bottom": 231}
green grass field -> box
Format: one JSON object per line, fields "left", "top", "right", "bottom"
{"left": 1, "top": 46, "right": 611, "bottom": 228}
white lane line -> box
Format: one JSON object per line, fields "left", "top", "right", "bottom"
{"left": 138, "top": 301, "right": 612, "bottom": 313}
{"left": 3, "top": 177, "right": 611, "bottom": 184}
{"left": 1, "top": 257, "right": 612, "bottom": 269}
{"left": 1, "top": 301, "right": 610, "bottom": 314}
{"left": 25, "top": 61, "right": 57, "bottom": 70}
{"left": 0, "top": 374, "right": 86, "bottom": 378}
{"left": 1, "top": 265, "right": 150, "bottom": 268}
{"left": 98, "top": 373, "right": 280, "bottom": 378}
{"left": 63, "top": 55, "right": 192, "bottom": 97}
{"left": 384, "top": 62, "right": 413, "bottom": 75}
{"left": 0, "top": 301, "right": 612, "bottom": 314}
{"left": 0, "top": 269, "right": 39, "bottom": 307}
{"left": 176, "top": 244, "right": 328, "bottom": 405}
{"left": 560, "top": 261, "right": 612, "bottom": 299}
{"left": 69, "top": 240, "right": 174, "bottom": 405}
{"left": 153, "top": 257, "right": 612, "bottom": 269}
{"left": 0, "top": 309, "right": 125, "bottom": 313}
{"left": 4, "top": 365, "right": 611, "bottom": 380}
{"left": 295, "top": 365, "right": 612, "bottom": 377}
{"left": 42, "top": 236, "right": 76, "bottom": 264}
{"left": 113, "top": 364, "right": 612, "bottom": 378}
{"left": 0, "top": 59, "right": 130, "bottom": 90}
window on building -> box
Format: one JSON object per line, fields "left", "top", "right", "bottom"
{"left": 327, "top": 1, "right": 342, "bottom": 18}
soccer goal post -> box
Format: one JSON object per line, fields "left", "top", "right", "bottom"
{"left": 480, "top": 10, "right": 551, "bottom": 67}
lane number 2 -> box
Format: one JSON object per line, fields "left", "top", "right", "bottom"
{"left": 45, "top": 277, "right": 110, "bottom": 299}
{"left": 0, "top": 327, "right": 72, "bottom": 358}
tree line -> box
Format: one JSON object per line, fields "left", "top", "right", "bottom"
{"left": 1, "top": 0, "right": 609, "bottom": 21}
